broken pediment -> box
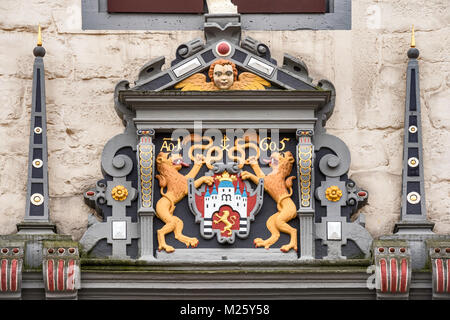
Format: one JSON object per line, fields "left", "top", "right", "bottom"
{"left": 130, "top": 15, "right": 318, "bottom": 92}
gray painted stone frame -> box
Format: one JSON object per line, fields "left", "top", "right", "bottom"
{"left": 82, "top": 0, "right": 351, "bottom": 31}
{"left": 80, "top": 13, "right": 371, "bottom": 261}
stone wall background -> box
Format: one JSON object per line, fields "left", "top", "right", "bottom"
{"left": 0, "top": 0, "right": 448, "bottom": 240}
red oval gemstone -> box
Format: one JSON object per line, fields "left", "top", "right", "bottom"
{"left": 358, "top": 191, "right": 367, "bottom": 197}
{"left": 69, "top": 248, "right": 75, "bottom": 254}
{"left": 217, "top": 42, "right": 230, "bottom": 55}
{"left": 12, "top": 248, "right": 19, "bottom": 254}
{"left": 378, "top": 247, "right": 384, "bottom": 253}
{"left": 58, "top": 248, "right": 65, "bottom": 254}
{"left": 86, "top": 191, "right": 95, "bottom": 196}
{"left": 48, "top": 248, "right": 54, "bottom": 254}
{"left": 400, "top": 248, "right": 406, "bottom": 253}
{"left": 435, "top": 248, "right": 441, "bottom": 253}
{"left": 2, "top": 248, "right": 8, "bottom": 254}
{"left": 389, "top": 248, "right": 395, "bottom": 253}
{"left": 446, "top": 248, "right": 450, "bottom": 253}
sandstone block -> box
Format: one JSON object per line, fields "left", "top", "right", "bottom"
{"left": 349, "top": 170, "right": 402, "bottom": 216}
{"left": 0, "top": 193, "right": 25, "bottom": 235}
{"left": 427, "top": 88, "right": 450, "bottom": 129}
{"left": 0, "top": 77, "right": 26, "bottom": 124}
{"left": 50, "top": 196, "right": 88, "bottom": 241}
{"left": 330, "top": 129, "right": 389, "bottom": 171}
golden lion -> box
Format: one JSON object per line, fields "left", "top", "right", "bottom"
{"left": 213, "top": 210, "right": 237, "bottom": 237}
{"left": 241, "top": 152, "right": 297, "bottom": 252}
{"left": 155, "top": 152, "right": 214, "bottom": 253}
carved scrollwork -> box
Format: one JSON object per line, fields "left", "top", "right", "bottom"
{"left": 101, "top": 124, "right": 137, "bottom": 178}
{"left": 315, "top": 135, "right": 351, "bottom": 178}
{"left": 114, "top": 80, "right": 134, "bottom": 123}
{"left": 312, "top": 79, "right": 351, "bottom": 178}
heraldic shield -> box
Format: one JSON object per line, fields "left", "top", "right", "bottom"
{"left": 188, "top": 163, "right": 264, "bottom": 244}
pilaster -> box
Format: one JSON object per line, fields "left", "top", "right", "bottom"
{"left": 137, "top": 129, "right": 157, "bottom": 260}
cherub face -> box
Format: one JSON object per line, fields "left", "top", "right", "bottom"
{"left": 213, "top": 64, "right": 234, "bottom": 90}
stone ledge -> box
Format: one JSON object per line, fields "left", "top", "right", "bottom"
{"left": 20, "top": 270, "right": 434, "bottom": 299}
{"left": 80, "top": 257, "right": 373, "bottom": 274}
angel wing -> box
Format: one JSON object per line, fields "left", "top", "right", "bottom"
{"left": 174, "top": 73, "right": 218, "bottom": 91}
{"left": 229, "top": 72, "right": 271, "bottom": 90}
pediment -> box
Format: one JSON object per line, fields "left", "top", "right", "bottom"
{"left": 114, "top": 16, "right": 336, "bottom": 126}
{"left": 132, "top": 37, "right": 319, "bottom": 92}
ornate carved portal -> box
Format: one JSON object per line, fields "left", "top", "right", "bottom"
{"left": 80, "top": 15, "right": 372, "bottom": 262}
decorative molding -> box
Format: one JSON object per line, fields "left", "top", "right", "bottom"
{"left": 137, "top": 129, "right": 156, "bottom": 212}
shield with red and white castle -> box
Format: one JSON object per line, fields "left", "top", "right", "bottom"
{"left": 188, "top": 165, "right": 264, "bottom": 244}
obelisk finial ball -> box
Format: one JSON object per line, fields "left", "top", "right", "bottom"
{"left": 33, "top": 25, "right": 45, "bottom": 57}
{"left": 407, "top": 25, "right": 419, "bottom": 59}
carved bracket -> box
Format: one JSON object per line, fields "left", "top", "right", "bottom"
{"left": 80, "top": 123, "right": 140, "bottom": 259}
{"left": 42, "top": 241, "right": 80, "bottom": 300}
{"left": 0, "top": 241, "right": 24, "bottom": 300}
{"left": 427, "top": 240, "right": 450, "bottom": 300}
{"left": 315, "top": 177, "right": 372, "bottom": 259}
{"left": 373, "top": 240, "right": 411, "bottom": 300}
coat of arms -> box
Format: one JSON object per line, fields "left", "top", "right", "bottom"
{"left": 188, "top": 165, "right": 264, "bottom": 243}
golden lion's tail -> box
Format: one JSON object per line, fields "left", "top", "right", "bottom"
{"left": 276, "top": 185, "right": 294, "bottom": 212}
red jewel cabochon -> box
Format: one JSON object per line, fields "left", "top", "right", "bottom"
{"left": 217, "top": 42, "right": 231, "bottom": 56}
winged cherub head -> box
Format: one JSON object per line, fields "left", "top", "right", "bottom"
{"left": 208, "top": 59, "right": 238, "bottom": 90}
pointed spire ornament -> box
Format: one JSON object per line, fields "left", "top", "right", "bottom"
{"left": 37, "top": 25, "right": 42, "bottom": 46}
{"left": 17, "top": 26, "right": 56, "bottom": 234}
{"left": 33, "top": 25, "right": 46, "bottom": 58}
{"left": 242, "top": 185, "right": 247, "bottom": 198}
{"left": 394, "top": 26, "right": 434, "bottom": 234}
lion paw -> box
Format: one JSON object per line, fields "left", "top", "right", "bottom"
{"left": 158, "top": 244, "right": 175, "bottom": 253}
{"left": 280, "top": 244, "right": 297, "bottom": 253}
{"left": 254, "top": 238, "right": 271, "bottom": 249}
{"left": 203, "top": 176, "right": 214, "bottom": 186}
{"left": 184, "top": 237, "right": 199, "bottom": 248}
{"left": 241, "top": 171, "right": 251, "bottom": 180}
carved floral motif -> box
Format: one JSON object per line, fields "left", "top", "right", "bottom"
{"left": 325, "top": 185, "right": 343, "bottom": 202}
{"left": 111, "top": 185, "right": 128, "bottom": 201}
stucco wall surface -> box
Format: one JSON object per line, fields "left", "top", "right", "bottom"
{"left": 0, "top": 0, "right": 448, "bottom": 240}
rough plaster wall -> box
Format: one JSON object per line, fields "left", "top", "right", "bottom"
{"left": 0, "top": 0, "right": 448, "bottom": 240}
